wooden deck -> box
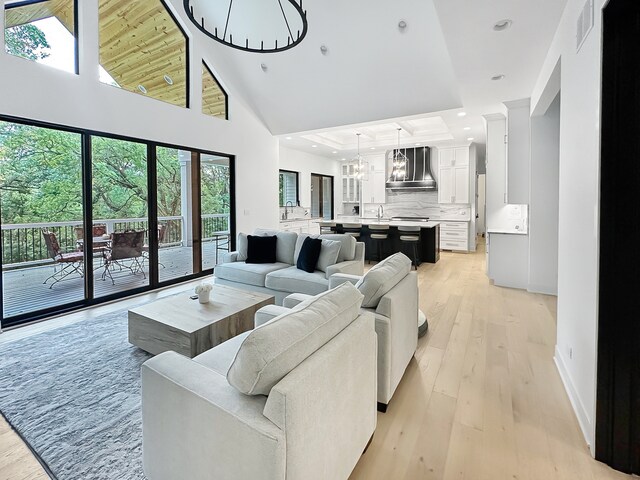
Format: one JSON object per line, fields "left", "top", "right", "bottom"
{"left": 2, "top": 243, "right": 224, "bottom": 319}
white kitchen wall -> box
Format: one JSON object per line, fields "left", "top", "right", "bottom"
{"left": 531, "top": 0, "right": 604, "bottom": 454}
{"left": 278, "top": 146, "right": 342, "bottom": 215}
{"left": 529, "top": 93, "right": 560, "bottom": 295}
{"left": 0, "top": 0, "right": 280, "bottom": 235}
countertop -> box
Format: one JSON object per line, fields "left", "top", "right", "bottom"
{"left": 331, "top": 218, "right": 440, "bottom": 228}
{"left": 486, "top": 229, "right": 528, "bottom": 236}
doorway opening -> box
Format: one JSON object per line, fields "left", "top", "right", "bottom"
{"left": 310, "top": 174, "right": 334, "bottom": 220}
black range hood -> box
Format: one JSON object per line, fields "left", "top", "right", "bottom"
{"left": 386, "top": 146, "right": 437, "bottom": 191}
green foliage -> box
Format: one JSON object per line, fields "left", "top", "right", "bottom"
{"left": 0, "top": 122, "right": 230, "bottom": 226}
{"left": 5, "top": 24, "right": 51, "bottom": 61}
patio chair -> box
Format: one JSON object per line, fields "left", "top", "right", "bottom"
{"left": 42, "top": 229, "right": 85, "bottom": 288}
{"left": 140, "top": 224, "right": 166, "bottom": 270}
{"left": 74, "top": 224, "right": 109, "bottom": 256}
{"left": 102, "top": 230, "right": 146, "bottom": 285}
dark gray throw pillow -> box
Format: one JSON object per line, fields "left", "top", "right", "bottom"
{"left": 296, "top": 237, "right": 322, "bottom": 273}
{"left": 246, "top": 235, "right": 277, "bottom": 264}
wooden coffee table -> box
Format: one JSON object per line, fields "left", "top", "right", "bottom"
{"left": 128, "top": 285, "right": 274, "bottom": 358}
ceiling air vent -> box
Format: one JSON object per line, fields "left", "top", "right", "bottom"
{"left": 576, "top": 0, "right": 594, "bottom": 53}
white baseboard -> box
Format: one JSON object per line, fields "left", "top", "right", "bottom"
{"left": 554, "top": 346, "right": 595, "bottom": 456}
{"left": 527, "top": 283, "right": 558, "bottom": 295}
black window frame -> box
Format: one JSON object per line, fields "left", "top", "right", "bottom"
{"left": 0, "top": 113, "right": 236, "bottom": 329}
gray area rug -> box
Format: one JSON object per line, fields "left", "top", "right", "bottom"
{"left": 0, "top": 309, "right": 151, "bottom": 479}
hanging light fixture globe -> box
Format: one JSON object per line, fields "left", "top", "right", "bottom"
{"left": 352, "top": 133, "right": 370, "bottom": 182}
{"left": 391, "top": 128, "right": 408, "bottom": 181}
{"left": 184, "top": 0, "right": 308, "bottom": 53}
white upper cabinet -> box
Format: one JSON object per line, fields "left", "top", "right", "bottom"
{"left": 438, "top": 147, "right": 470, "bottom": 204}
{"left": 360, "top": 154, "right": 386, "bottom": 204}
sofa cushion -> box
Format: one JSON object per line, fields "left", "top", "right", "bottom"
{"left": 265, "top": 266, "right": 329, "bottom": 296}
{"left": 356, "top": 252, "right": 412, "bottom": 308}
{"left": 194, "top": 331, "right": 250, "bottom": 376}
{"left": 227, "top": 282, "right": 364, "bottom": 395}
{"left": 253, "top": 229, "right": 298, "bottom": 265}
{"left": 215, "top": 261, "right": 290, "bottom": 287}
{"left": 296, "top": 237, "right": 322, "bottom": 273}
{"left": 246, "top": 235, "right": 277, "bottom": 264}
{"left": 294, "top": 235, "right": 342, "bottom": 273}
{"left": 318, "top": 234, "right": 356, "bottom": 262}
{"left": 236, "top": 233, "right": 249, "bottom": 262}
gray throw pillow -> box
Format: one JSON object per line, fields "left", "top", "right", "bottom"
{"left": 227, "top": 282, "right": 364, "bottom": 395}
{"left": 356, "top": 252, "right": 412, "bottom": 308}
{"left": 237, "top": 232, "right": 249, "bottom": 261}
{"left": 318, "top": 234, "right": 357, "bottom": 262}
{"left": 293, "top": 235, "right": 341, "bottom": 273}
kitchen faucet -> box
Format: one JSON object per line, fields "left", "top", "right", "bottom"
{"left": 377, "top": 205, "right": 384, "bottom": 221}
{"left": 284, "top": 201, "right": 294, "bottom": 220}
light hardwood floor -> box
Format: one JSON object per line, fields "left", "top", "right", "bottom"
{"left": 0, "top": 241, "right": 632, "bottom": 480}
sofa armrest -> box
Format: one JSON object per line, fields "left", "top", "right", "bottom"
{"left": 142, "top": 352, "right": 284, "bottom": 480}
{"left": 326, "top": 259, "right": 364, "bottom": 279}
{"left": 283, "top": 293, "right": 313, "bottom": 308}
{"left": 374, "top": 271, "right": 419, "bottom": 404}
{"left": 220, "top": 251, "right": 238, "bottom": 264}
{"left": 328, "top": 273, "right": 363, "bottom": 289}
{"left": 354, "top": 242, "right": 365, "bottom": 262}
{"left": 254, "top": 305, "right": 290, "bottom": 327}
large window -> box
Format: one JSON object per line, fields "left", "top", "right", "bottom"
{"left": 0, "top": 116, "right": 234, "bottom": 328}
{"left": 98, "top": 0, "right": 188, "bottom": 107}
{"left": 279, "top": 170, "right": 298, "bottom": 207}
{"left": 4, "top": 0, "right": 77, "bottom": 74}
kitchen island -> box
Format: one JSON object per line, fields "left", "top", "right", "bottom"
{"left": 330, "top": 218, "right": 440, "bottom": 264}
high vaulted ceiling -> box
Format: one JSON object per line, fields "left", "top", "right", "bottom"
{"left": 182, "top": 0, "right": 567, "bottom": 142}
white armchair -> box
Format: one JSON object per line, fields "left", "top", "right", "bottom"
{"left": 142, "top": 283, "right": 377, "bottom": 480}
{"left": 257, "top": 253, "right": 419, "bottom": 411}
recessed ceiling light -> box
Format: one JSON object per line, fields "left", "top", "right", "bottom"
{"left": 370, "top": 147, "right": 375, "bottom": 150}
{"left": 332, "top": 151, "right": 338, "bottom": 154}
{"left": 467, "top": 137, "right": 475, "bottom": 141}
{"left": 285, "top": 137, "right": 292, "bottom": 140}
{"left": 491, "top": 74, "right": 505, "bottom": 81}
{"left": 342, "top": 158, "right": 346, "bottom": 161}
{"left": 398, "top": 20, "right": 407, "bottom": 31}
{"left": 320, "top": 45, "right": 328, "bottom": 55}
{"left": 137, "top": 84, "right": 147, "bottom": 94}
{"left": 415, "top": 143, "right": 422, "bottom": 146}
{"left": 457, "top": 112, "right": 467, "bottom": 117}
{"left": 311, "top": 145, "right": 317, "bottom": 148}
{"left": 260, "top": 63, "right": 268, "bottom": 72}
{"left": 163, "top": 74, "right": 173, "bottom": 85}
{"left": 463, "top": 127, "right": 471, "bottom": 131}
{"left": 493, "top": 19, "right": 513, "bottom": 31}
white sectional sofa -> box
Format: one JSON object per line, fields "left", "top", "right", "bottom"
{"left": 141, "top": 283, "right": 377, "bottom": 480}
{"left": 214, "top": 229, "right": 365, "bottom": 304}
{"left": 255, "top": 253, "right": 418, "bottom": 411}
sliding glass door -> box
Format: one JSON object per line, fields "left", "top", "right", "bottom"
{"left": 0, "top": 115, "right": 234, "bottom": 328}
{"left": 91, "top": 136, "right": 149, "bottom": 298}
{"left": 311, "top": 174, "right": 334, "bottom": 220}
{"left": 0, "top": 121, "right": 85, "bottom": 318}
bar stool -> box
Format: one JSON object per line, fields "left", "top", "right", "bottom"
{"left": 398, "top": 226, "right": 421, "bottom": 270}
{"left": 319, "top": 221, "right": 336, "bottom": 235}
{"left": 368, "top": 224, "right": 389, "bottom": 263}
{"left": 341, "top": 223, "right": 362, "bottom": 239}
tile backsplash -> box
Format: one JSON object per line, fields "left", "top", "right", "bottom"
{"left": 360, "top": 191, "right": 471, "bottom": 221}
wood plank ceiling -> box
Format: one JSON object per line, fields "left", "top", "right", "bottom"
{"left": 5, "top": 0, "right": 227, "bottom": 117}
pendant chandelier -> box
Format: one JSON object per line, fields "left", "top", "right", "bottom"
{"left": 391, "top": 128, "right": 408, "bottom": 180}
{"left": 184, "top": 0, "right": 308, "bottom": 53}
{"left": 353, "top": 133, "right": 369, "bottom": 182}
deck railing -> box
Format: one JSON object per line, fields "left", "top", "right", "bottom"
{"left": 1, "top": 214, "right": 230, "bottom": 268}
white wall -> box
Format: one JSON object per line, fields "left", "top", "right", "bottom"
{"left": 528, "top": 93, "right": 560, "bottom": 295}
{"left": 0, "top": 0, "right": 280, "bottom": 235}
{"left": 531, "top": 0, "right": 604, "bottom": 454}
{"left": 278, "top": 147, "right": 342, "bottom": 214}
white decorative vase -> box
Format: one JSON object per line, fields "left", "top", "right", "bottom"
{"left": 198, "top": 291, "right": 211, "bottom": 304}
